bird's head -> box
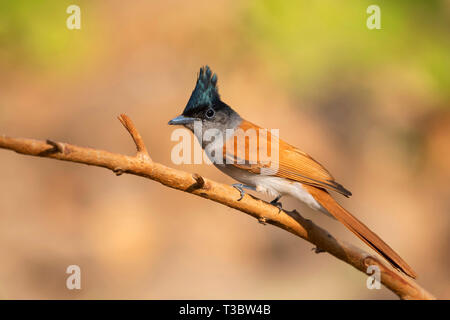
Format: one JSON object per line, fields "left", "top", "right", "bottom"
{"left": 168, "top": 66, "right": 240, "bottom": 133}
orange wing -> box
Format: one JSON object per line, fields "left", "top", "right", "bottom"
{"left": 223, "top": 120, "right": 351, "bottom": 197}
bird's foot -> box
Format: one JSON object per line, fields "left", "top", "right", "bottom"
{"left": 270, "top": 196, "right": 283, "bottom": 213}
{"left": 232, "top": 184, "right": 256, "bottom": 201}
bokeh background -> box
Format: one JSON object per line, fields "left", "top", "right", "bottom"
{"left": 0, "top": 0, "right": 449, "bottom": 299}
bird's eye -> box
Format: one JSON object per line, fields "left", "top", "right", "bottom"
{"left": 205, "top": 109, "right": 215, "bottom": 118}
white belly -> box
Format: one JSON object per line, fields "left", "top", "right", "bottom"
{"left": 214, "top": 164, "right": 323, "bottom": 211}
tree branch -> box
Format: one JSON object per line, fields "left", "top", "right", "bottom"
{"left": 0, "top": 114, "right": 435, "bottom": 300}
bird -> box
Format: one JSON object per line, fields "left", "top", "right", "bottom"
{"left": 168, "top": 66, "right": 417, "bottom": 279}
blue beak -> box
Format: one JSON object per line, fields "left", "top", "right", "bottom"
{"left": 168, "top": 115, "right": 196, "bottom": 125}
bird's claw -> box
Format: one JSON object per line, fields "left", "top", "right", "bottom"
{"left": 232, "top": 183, "right": 257, "bottom": 201}
{"left": 232, "top": 184, "right": 246, "bottom": 201}
{"left": 270, "top": 201, "right": 282, "bottom": 213}
{"left": 270, "top": 196, "right": 283, "bottom": 213}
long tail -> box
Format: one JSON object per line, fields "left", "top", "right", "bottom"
{"left": 304, "top": 185, "right": 417, "bottom": 279}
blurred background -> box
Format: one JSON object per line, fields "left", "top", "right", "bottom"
{"left": 0, "top": 0, "right": 449, "bottom": 299}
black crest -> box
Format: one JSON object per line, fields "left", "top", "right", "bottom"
{"left": 183, "top": 66, "right": 220, "bottom": 115}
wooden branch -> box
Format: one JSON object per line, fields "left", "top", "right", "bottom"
{"left": 0, "top": 115, "right": 435, "bottom": 300}
{"left": 117, "top": 114, "right": 151, "bottom": 162}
